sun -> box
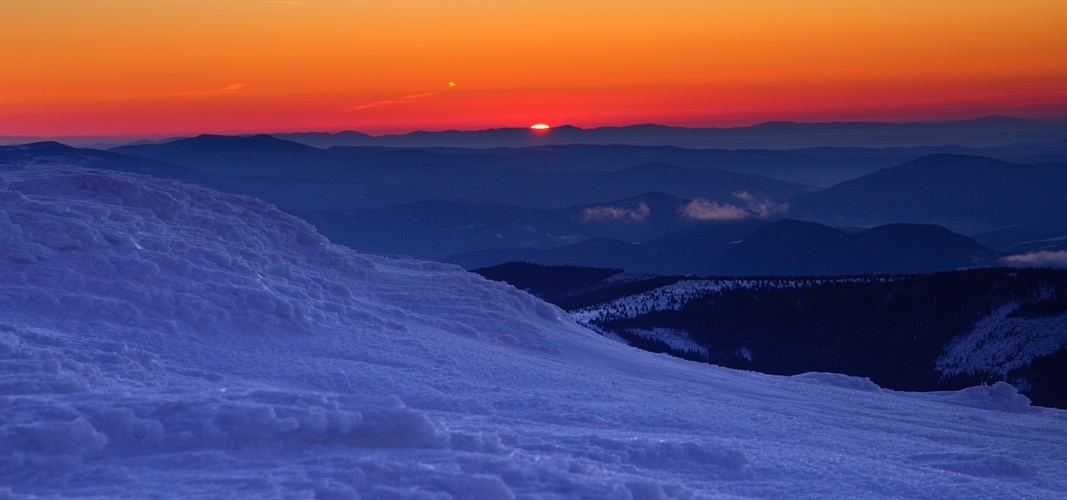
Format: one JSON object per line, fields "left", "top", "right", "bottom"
{"left": 530, "top": 123, "right": 551, "bottom": 130}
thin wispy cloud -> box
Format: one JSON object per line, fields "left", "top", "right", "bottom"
{"left": 344, "top": 93, "right": 438, "bottom": 112}
{"left": 733, "top": 191, "right": 789, "bottom": 218}
{"left": 179, "top": 83, "right": 247, "bottom": 96}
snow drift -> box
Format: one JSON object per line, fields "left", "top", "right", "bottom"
{"left": 1, "top": 163, "right": 1065, "bottom": 498}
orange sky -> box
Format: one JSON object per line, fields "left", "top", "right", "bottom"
{"left": 3, "top": 0, "right": 1066, "bottom": 138}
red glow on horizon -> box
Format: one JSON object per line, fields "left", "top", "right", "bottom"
{"left": 2, "top": 1, "right": 1066, "bottom": 138}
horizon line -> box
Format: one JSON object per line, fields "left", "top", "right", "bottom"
{"left": 4, "top": 114, "right": 1066, "bottom": 146}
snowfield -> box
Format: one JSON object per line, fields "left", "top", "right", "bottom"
{"left": 2, "top": 163, "right": 1066, "bottom": 498}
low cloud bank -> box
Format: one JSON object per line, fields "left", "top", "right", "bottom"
{"left": 679, "top": 199, "right": 750, "bottom": 221}
{"left": 734, "top": 191, "right": 789, "bottom": 218}
{"left": 999, "top": 250, "right": 1067, "bottom": 268}
{"left": 679, "top": 192, "right": 789, "bottom": 222}
{"left": 580, "top": 202, "right": 650, "bottom": 222}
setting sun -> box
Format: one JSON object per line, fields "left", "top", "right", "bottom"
{"left": 2, "top": 1, "right": 1066, "bottom": 138}
{"left": 530, "top": 123, "right": 551, "bottom": 130}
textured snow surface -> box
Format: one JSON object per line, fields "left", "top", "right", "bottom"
{"left": 937, "top": 303, "right": 1067, "bottom": 378}
{"left": 2, "top": 164, "right": 1066, "bottom": 499}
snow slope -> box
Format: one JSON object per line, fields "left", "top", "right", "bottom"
{"left": 2, "top": 163, "right": 1066, "bottom": 498}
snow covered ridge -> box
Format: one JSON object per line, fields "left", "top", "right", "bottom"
{"left": 571, "top": 277, "right": 885, "bottom": 323}
{"left": 2, "top": 163, "right": 1066, "bottom": 498}
{"left": 937, "top": 303, "right": 1067, "bottom": 379}
{"left": 0, "top": 163, "right": 570, "bottom": 351}
{"left": 570, "top": 279, "right": 731, "bottom": 323}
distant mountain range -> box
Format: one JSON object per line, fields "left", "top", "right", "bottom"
{"left": 108, "top": 134, "right": 813, "bottom": 210}
{"left": 3, "top": 132, "right": 1065, "bottom": 273}
{"left": 7, "top": 116, "right": 1067, "bottom": 152}
{"left": 445, "top": 219, "right": 1000, "bottom": 276}
{"left": 272, "top": 116, "right": 1067, "bottom": 150}
{"left": 295, "top": 192, "right": 702, "bottom": 260}
{"left": 0, "top": 141, "right": 205, "bottom": 181}
{"left": 444, "top": 219, "right": 767, "bottom": 276}
{"left": 789, "top": 154, "right": 1067, "bottom": 236}
{"left": 718, "top": 220, "right": 1001, "bottom": 275}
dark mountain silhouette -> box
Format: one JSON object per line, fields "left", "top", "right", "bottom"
{"left": 112, "top": 134, "right": 332, "bottom": 175}
{"left": 627, "top": 219, "right": 773, "bottom": 274}
{"left": 405, "top": 144, "right": 880, "bottom": 187}
{"left": 409, "top": 144, "right": 849, "bottom": 184}
{"left": 296, "top": 200, "right": 581, "bottom": 259}
{"left": 105, "top": 133, "right": 1067, "bottom": 188}
{"left": 443, "top": 218, "right": 771, "bottom": 275}
{"left": 788, "top": 154, "right": 1067, "bottom": 237}
{"left": 443, "top": 237, "right": 643, "bottom": 272}
{"left": 719, "top": 220, "right": 1001, "bottom": 275}
{"left": 0, "top": 141, "right": 207, "bottom": 181}
{"left": 113, "top": 135, "right": 1067, "bottom": 188}
{"left": 794, "top": 139, "right": 1067, "bottom": 165}
{"left": 448, "top": 219, "right": 999, "bottom": 276}
{"left": 719, "top": 219, "right": 851, "bottom": 275}
{"left": 474, "top": 263, "right": 627, "bottom": 302}
{"left": 294, "top": 193, "right": 709, "bottom": 260}
{"left": 565, "top": 162, "right": 808, "bottom": 208}
{"left": 273, "top": 116, "right": 1067, "bottom": 149}
{"left": 10, "top": 139, "right": 1063, "bottom": 266}
{"left": 973, "top": 225, "right": 1067, "bottom": 254}
{"left": 112, "top": 136, "right": 812, "bottom": 209}
{"left": 4, "top": 140, "right": 805, "bottom": 261}
{"left": 263, "top": 130, "right": 375, "bottom": 149}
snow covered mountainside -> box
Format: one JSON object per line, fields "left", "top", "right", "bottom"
{"left": 554, "top": 270, "right": 1067, "bottom": 408}
{"left": 2, "top": 163, "right": 1066, "bottom": 498}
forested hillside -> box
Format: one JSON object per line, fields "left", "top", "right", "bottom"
{"left": 478, "top": 265, "right": 1067, "bottom": 408}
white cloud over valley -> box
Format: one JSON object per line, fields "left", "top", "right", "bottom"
{"left": 679, "top": 199, "right": 750, "bottom": 221}
{"left": 999, "top": 250, "right": 1067, "bottom": 268}
{"left": 580, "top": 202, "right": 650, "bottom": 222}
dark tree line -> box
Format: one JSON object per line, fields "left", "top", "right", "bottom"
{"left": 476, "top": 262, "right": 1067, "bottom": 408}
{"left": 594, "top": 268, "right": 1067, "bottom": 408}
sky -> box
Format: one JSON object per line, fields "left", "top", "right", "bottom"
{"left": 3, "top": 0, "right": 1067, "bottom": 138}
